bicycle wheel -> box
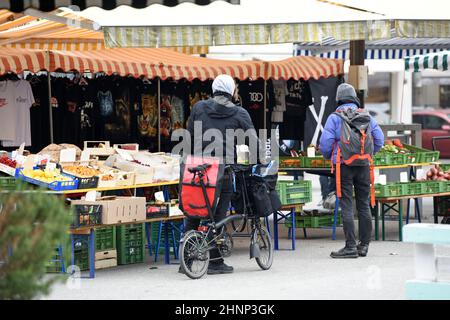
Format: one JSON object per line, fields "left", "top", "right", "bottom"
{"left": 254, "top": 225, "right": 274, "bottom": 270}
{"left": 180, "top": 230, "right": 210, "bottom": 279}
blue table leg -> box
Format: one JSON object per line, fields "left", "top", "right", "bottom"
{"left": 58, "top": 245, "right": 65, "bottom": 274}
{"left": 273, "top": 211, "right": 279, "bottom": 250}
{"left": 406, "top": 199, "right": 410, "bottom": 225}
{"left": 291, "top": 208, "right": 296, "bottom": 250}
{"left": 70, "top": 234, "right": 75, "bottom": 273}
{"left": 145, "top": 222, "right": 153, "bottom": 257}
{"left": 164, "top": 222, "right": 170, "bottom": 264}
{"left": 89, "top": 229, "right": 95, "bottom": 278}
{"left": 332, "top": 197, "right": 339, "bottom": 241}
{"left": 170, "top": 222, "right": 178, "bottom": 260}
{"left": 154, "top": 222, "right": 163, "bottom": 262}
{"left": 415, "top": 199, "right": 422, "bottom": 223}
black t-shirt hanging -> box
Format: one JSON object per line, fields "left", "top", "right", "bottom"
{"left": 79, "top": 79, "right": 98, "bottom": 142}
{"left": 135, "top": 78, "right": 158, "bottom": 151}
{"left": 28, "top": 75, "right": 50, "bottom": 152}
{"left": 285, "top": 79, "right": 313, "bottom": 116}
{"left": 238, "top": 79, "right": 266, "bottom": 131}
{"left": 188, "top": 79, "right": 213, "bottom": 111}
{"left": 160, "top": 80, "right": 190, "bottom": 152}
{"left": 104, "top": 76, "right": 131, "bottom": 143}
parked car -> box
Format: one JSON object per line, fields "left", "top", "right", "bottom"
{"left": 412, "top": 109, "right": 450, "bottom": 158}
{"left": 366, "top": 103, "right": 390, "bottom": 124}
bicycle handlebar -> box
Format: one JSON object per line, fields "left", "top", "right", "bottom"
{"left": 188, "top": 163, "right": 212, "bottom": 174}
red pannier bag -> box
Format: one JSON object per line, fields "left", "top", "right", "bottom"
{"left": 179, "top": 155, "right": 224, "bottom": 219}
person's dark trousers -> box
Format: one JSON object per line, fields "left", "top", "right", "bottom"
{"left": 184, "top": 174, "right": 233, "bottom": 264}
{"left": 319, "top": 175, "right": 330, "bottom": 201}
{"left": 320, "top": 175, "right": 336, "bottom": 200}
{"left": 339, "top": 165, "right": 372, "bottom": 248}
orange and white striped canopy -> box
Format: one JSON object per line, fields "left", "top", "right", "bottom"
{"left": 0, "top": 10, "right": 209, "bottom": 54}
{"left": 0, "top": 47, "right": 343, "bottom": 81}
{"left": 268, "top": 55, "right": 343, "bottom": 81}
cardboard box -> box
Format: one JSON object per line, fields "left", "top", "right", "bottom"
{"left": 71, "top": 196, "right": 146, "bottom": 224}
{"left": 83, "top": 141, "right": 115, "bottom": 157}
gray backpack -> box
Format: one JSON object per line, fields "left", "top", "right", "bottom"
{"left": 334, "top": 108, "right": 374, "bottom": 166}
{"left": 333, "top": 108, "right": 376, "bottom": 207}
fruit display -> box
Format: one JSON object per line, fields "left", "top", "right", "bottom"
{"left": 0, "top": 156, "right": 17, "bottom": 168}
{"left": 101, "top": 174, "right": 114, "bottom": 181}
{"left": 21, "top": 168, "right": 73, "bottom": 183}
{"left": 63, "top": 165, "right": 100, "bottom": 178}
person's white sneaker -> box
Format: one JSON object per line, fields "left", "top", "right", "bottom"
{"left": 317, "top": 199, "right": 324, "bottom": 207}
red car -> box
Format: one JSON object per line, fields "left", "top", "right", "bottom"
{"left": 412, "top": 109, "right": 450, "bottom": 158}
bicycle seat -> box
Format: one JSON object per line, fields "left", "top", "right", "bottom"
{"left": 188, "top": 163, "right": 212, "bottom": 174}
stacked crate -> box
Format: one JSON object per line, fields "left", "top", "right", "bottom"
{"left": 94, "top": 227, "right": 117, "bottom": 270}
{"left": 116, "top": 224, "right": 145, "bottom": 265}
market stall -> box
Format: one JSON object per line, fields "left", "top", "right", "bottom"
{"left": 0, "top": 45, "right": 345, "bottom": 276}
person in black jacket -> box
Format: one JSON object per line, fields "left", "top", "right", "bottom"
{"left": 183, "top": 74, "right": 258, "bottom": 275}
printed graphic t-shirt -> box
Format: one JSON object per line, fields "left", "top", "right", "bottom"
{"left": 1, "top": 80, "right": 35, "bottom": 147}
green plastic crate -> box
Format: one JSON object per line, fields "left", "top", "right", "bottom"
{"left": 404, "top": 145, "right": 440, "bottom": 163}
{"left": 303, "top": 157, "right": 331, "bottom": 168}
{"left": 95, "top": 227, "right": 116, "bottom": 251}
{"left": 439, "top": 181, "right": 450, "bottom": 193}
{"left": 373, "top": 153, "right": 407, "bottom": 166}
{"left": 405, "top": 182, "right": 426, "bottom": 196}
{"left": 285, "top": 214, "right": 342, "bottom": 228}
{"left": 116, "top": 224, "right": 145, "bottom": 242}
{"left": 0, "top": 176, "right": 17, "bottom": 190}
{"left": 374, "top": 183, "right": 405, "bottom": 198}
{"left": 116, "top": 224, "right": 145, "bottom": 265}
{"left": 279, "top": 156, "right": 303, "bottom": 168}
{"left": 423, "top": 181, "right": 441, "bottom": 194}
{"left": 276, "top": 180, "right": 312, "bottom": 205}
{"left": 71, "top": 237, "right": 89, "bottom": 271}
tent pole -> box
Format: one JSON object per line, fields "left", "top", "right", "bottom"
{"left": 264, "top": 79, "right": 267, "bottom": 131}
{"left": 349, "top": 40, "right": 365, "bottom": 108}
{"left": 46, "top": 51, "right": 54, "bottom": 144}
{"left": 157, "top": 77, "right": 161, "bottom": 152}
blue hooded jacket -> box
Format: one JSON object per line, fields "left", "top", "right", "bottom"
{"left": 319, "top": 103, "right": 384, "bottom": 164}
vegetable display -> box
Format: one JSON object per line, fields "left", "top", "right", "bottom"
{"left": 424, "top": 164, "right": 450, "bottom": 181}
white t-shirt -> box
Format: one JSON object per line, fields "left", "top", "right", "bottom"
{"left": 1, "top": 80, "right": 35, "bottom": 147}
{"left": 0, "top": 81, "right": 20, "bottom": 141}
{"left": 272, "top": 79, "right": 288, "bottom": 112}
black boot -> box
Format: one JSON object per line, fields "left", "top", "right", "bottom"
{"left": 357, "top": 242, "right": 369, "bottom": 257}
{"left": 330, "top": 246, "right": 358, "bottom": 259}
{"left": 207, "top": 262, "right": 234, "bottom": 275}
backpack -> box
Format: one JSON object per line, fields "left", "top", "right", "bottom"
{"left": 332, "top": 108, "right": 376, "bottom": 207}
{"left": 179, "top": 155, "right": 224, "bottom": 219}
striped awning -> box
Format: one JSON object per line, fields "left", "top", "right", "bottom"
{"left": 294, "top": 29, "right": 450, "bottom": 60}
{"left": 268, "top": 56, "right": 343, "bottom": 80}
{"left": 0, "top": 10, "right": 209, "bottom": 53}
{"left": 0, "top": 47, "right": 343, "bottom": 80}
{"left": 103, "top": 21, "right": 392, "bottom": 48}
{"left": 405, "top": 50, "right": 450, "bottom": 72}
{"left": 0, "top": 1, "right": 240, "bottom": 12}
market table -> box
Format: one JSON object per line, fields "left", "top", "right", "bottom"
{"left": 373, "top": 191, "right": 450, "bottom": 242}
{"left": 278, "top": 163, "right": 437, "bottom": 246}
{"left": 70, "top": 215, "right": 184, "bottom": 279}
{"left": 55, "top": 180, "right": 182, "bottom": 278}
